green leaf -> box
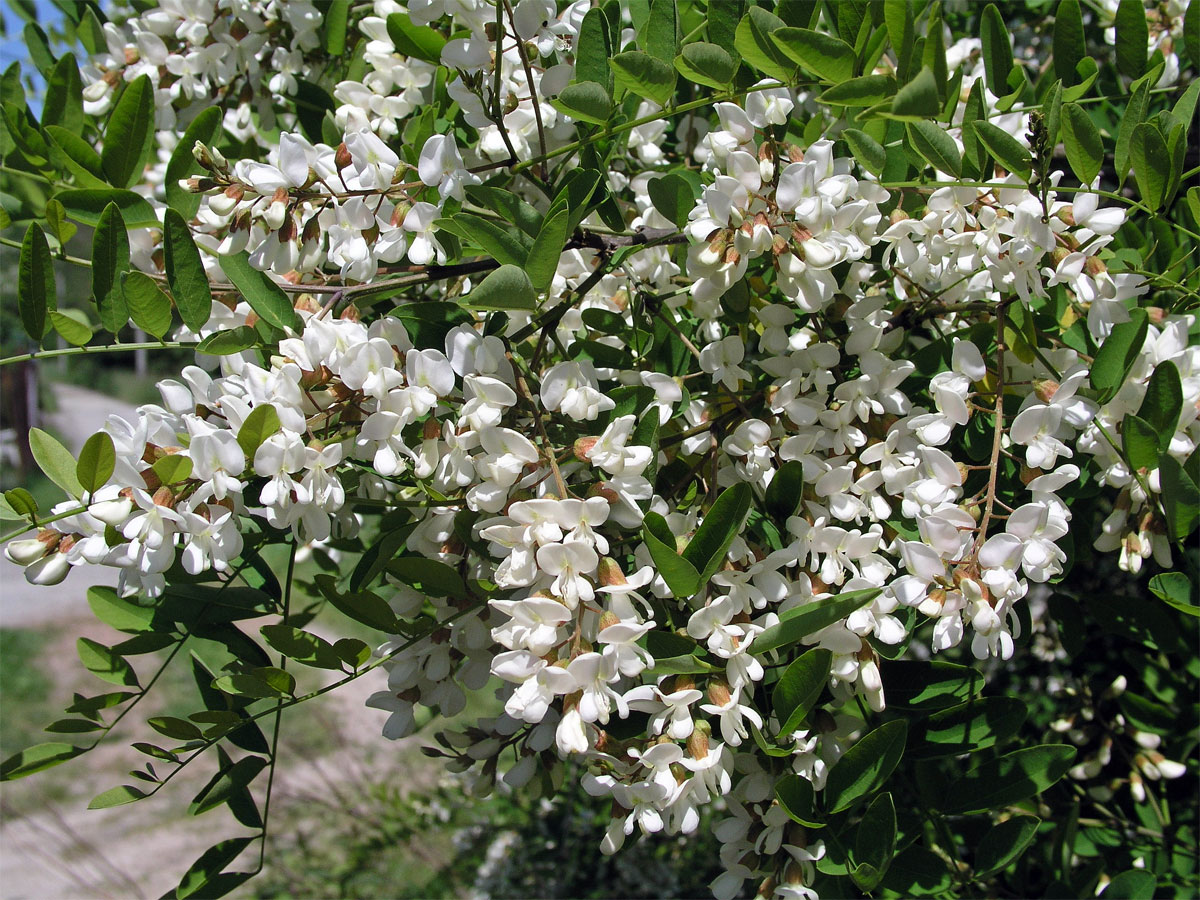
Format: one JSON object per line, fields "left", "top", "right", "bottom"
{"left": 43, "top": 54, "right": 83, "bottom": 134}
{"left": 50, "top": 310, "right": 91, "bottom": 346}
{"left": 4, "top": 487, "right": 38, "bottom": 519}
{"left": 1114, "top": 0, "right": 1148, "bottom": 78}
{"left": 734, "top": 6, "right": 795, "bottom": 83}
{"left": 1131, "top": 122, "right": 1169, "bottom": 210}
{"left": 218, "top": 252, "right": 301, "bottom": 332}
{"left": 551, "top": 81, "right": 613, "bottom": 126}
{"left": 764, "top": 459, "right": 805, "bottom": 523}
{"left": 440, "top": 213, "right": 529, "bottom": 267}
{"left": 18, "top": 224, "right": 54, "bottom": 341}
{"left": 1053, "top": 0, "right": 1085, "bottom": 85}
{"left": 165, "top": 106, "right": 222, "bottom": 218}
{"left": 77, "top": 637, "right": 138, "bottom": 686}
{"left": 1043, "top": 80, "right": 1063, "bottom": 148}
{"left": 525, "top": 207, "right": 569, "bottom": 294}
{"left": 843, "top": 128, "right": 887, "bottom": 175}
{"left": 674, "top": 42, "right": 736, "bottom": 90}
{"left": 771, "top": 27, "right": 855, "bottom": 82}
{"left": 152, "top": 453, "right": 193, "bottom": 485}
{"left": 44, "top": 125, "right": 108, "bottom": 189}
{"left": 941, "top": 744, "right": 1075, "bottom": 815}
{"left": 883, "top": 659, "right": 983, "bottom": 710}
{"left": 1061, "top": 102, "right": 1102, "bottom": 185}
{"left": 163, "top": 209, "right": 213, "bottom": 332}
{"left": 980, "top": 4, "right": 1013, "bottom": 97}
{"left": 56, "top": 189, "right": 159, "bottom": 229}
{"left": 176, "top": 838, "right": 254, "bottom": 900}
{"left": 1159, "top": 454, "right": 1200, "bottom": 540}
{"left": 387, "top": 557, "right": 469, "bottom": 599}
{"left": 195, "top": 326, "right": 258, "bottom": 356}
{"left": 76, "top": 431, "right": 115, "bottom": 494}
{"left": 890, "top": 66, "right": 940, "bottom": 118}
{"left": 906, "top": 120, "right": 962, "bottom": 177}
{"left": 88, "top": 784, "right": 148, "bottom": 809}
{"left": 820, "top": 74, "right": 895, "bottom": 106}
{"left": 323, "top": 585, "right": 402, "bottom": 633}
{"left": 0, "top": 742, "right": 87, "bottom": 781}
{"left": 824, "top": 720, "right": 908, "bottom": 813}
{"left": 611, "top": 50, "right": 676, "bottom": 107}
{"left": 884, "top": 0, "right": 914, "bottom": 79}
{"left": 973, "top": 120, "right": 1033, "bottom": 179}
{"left": 260, "top": 625, "right": 343, "bottom": 670}
{"left": 1148, "top": 571, "right": 1199, "bottom": 617}
{"left": 1091, "top": 308, "right": 1149, "bottom": 402}
{"left": 44, "top": 198, "right": 77, "bottom": 248}
{"left": 122, "top": 271, "right": 173, "bottom": 340}
{"left": 1114, "top": 79, "right": 1150, "bottom": 187}
{"left": 644, "top": 0, "right": 679, "bottom": 63}
{"left": 854, "top": 792, "right": 897, "bottom": 890}
{"left": 682, "top": 483, "right": 752, "bottom": 585}
{"left": 236, "top": 404, "right": 281, "bottom": 459}
{"left": 642, "top": 511, "right": 701, "bottom": 597}
{"left": 773, "top": 647, "right": 832, "bottom": 735}
{"left": 385, "top": 12, "right": 446, "bottom": 64}
{"left": 1102, "top": 869, "right": 1157, "bottom": 899}
{"left": 575, "top": 8, "right": 612, "bottom": 89}
{"left": 646, "top": 172, "right": 696, "bottom": 229}
{"left": 102, "top": 74, "right": 155, "bottom": 188}
{"left": 776, "top": 773, "right": 823, "bottom": 826}
{"left": 87, "top": 586, "right": 154, "bottom": 633}
{"left": 212, "top": 673, "right": 287, "bottom": 699}
{"left": 753, "top": 588, "right": 881, "bottom": 655}
{"left": 29, "top": 427, "right": 83, "bottom": 497}
{"left": 461, "top": 264, "right": 537, "bottom": 311}
{"left": 322, "top": 0, "right": 350, "bottom": 54}
{"left": 644, "top": 632, "right": 717, "bottom": 675}
{"left": 1122, "top": 414, "right": 1160, "bottom": 471}
{"left": 910, "top": 696, "right": 1027, "bottom": 758}
{"left": 974, "top": 815, "right": 1040, "bottom": 877}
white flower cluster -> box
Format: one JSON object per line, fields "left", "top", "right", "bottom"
{"left": 9, "top": 1, "right": 1195, "bottom": 898}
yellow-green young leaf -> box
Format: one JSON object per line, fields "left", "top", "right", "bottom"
{"left": 0, "top": 742, "right": 88, "bottom": 781}
{"left": 78, "top": 637, "right": 139, "bottom": 686}
{"left": 674, "top": 42, "right": 736, "bottom": 89}
{"left": 843, "top": 127, "right": 887, "bottom": 176}
{"left": 1131, "top": 122, "right": 1169, "bottom": 210}
{"left": 49, "top": 310, "right": 92, "bottom": 346}
{"left": 18, "top": 223, "right": 54, "bottom": 341}
{"left": 1061, "top": 102, "right": 1102, "bottom": 185}
{"left": 101, "top": 74, "right": 155, "bottom": 188}
{"left": 820, "top": 74, "right": 895, "bottom": 106}
{"left": 734, "top": 6, "right": 795, "bottom": 83}
{"left": 165, "top": 106, "right": 222, "bottom": 218}
{"left": 152, "top": 453, "right": 193, "bottom": 485}
{"left": 906, "top": 120, "right": 962, "bottom": 177}
{"left": 76, "top": 431, "right": 116, "bottom": 494}
{"left": 550, "top": 81, "right": 612, "bottom": 126}
{"left": 122, "top": 271, "right": 173, "bottom": 340}
{"left": 525, "top": 207, "right": 570, "bottom": 293}
{"left": 1053, "top": 0, "right": 1085, "bottom": 85}
{"left": 973, "top": 120, "right": 1032, "bottom": 179}
{"left": 771, "top": 27, "right": 855, "bottom": 82}
{"left": 236, "top": 404, "right": 282, "bottom": 459}
{"left": 90, "top": 203, "right": 129, "bottom": 333}
{"left": 88, "top": 785, "right": 148, "bottom": 809}
{"left": 609, "top": 51, "right": 676, "bottom": 107}
{"left": 29, "top": 427, "right": 83, "bottom": 497}
{"left": 0, "top": 207, "right": 9, "bottom": 229}
{"left": 980, "top": 4, "right": 1012, "bottom": 97}
{"left": 891, "top": 66, "right": 940, "bottom": 118}
{"left": 461, "top": 264, "right": 537, "bottom": 310}
{"left": 218, "top": 252, "right": 302, "bottom": 331}
{"left": 1115, "top": 0, "right": 1148, "bottom": 78}
{"left": 163, "top": 209, "right": 213, "bottom": 332}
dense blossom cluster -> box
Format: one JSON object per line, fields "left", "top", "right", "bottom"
{"left": 5, "top": 1, "right": 1197, "bottom": 897}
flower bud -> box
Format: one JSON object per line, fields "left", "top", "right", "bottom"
{"left": 1084, "top": 256, "right": 1107, "bottom": 276}
{"left": 707, "top": 677, "right": 732, "bottom": 707}
{"left": 573, "top": 436, "right": 599, "bottom": 461}
{"left": 687, "top": 721, "right": 710, "bottom": 760}
{"left": 596, "top": 557, "right": 627, "bottom": 587}
{"left": 335, "top": 142, "right": 353, "bottom": 171}
{"left": 152, "top": 486, "right": 176, "bottom": 508}
{"left": 598, "top": 610, "right": 620, "bottom": 631}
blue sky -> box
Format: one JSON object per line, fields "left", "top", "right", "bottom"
{"left": 1, "top": 0, "right": 70, "bottom": 107}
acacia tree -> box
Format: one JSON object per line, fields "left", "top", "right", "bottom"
{"left": 1, "top": 0, "right": 1197, "bottom": 897}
